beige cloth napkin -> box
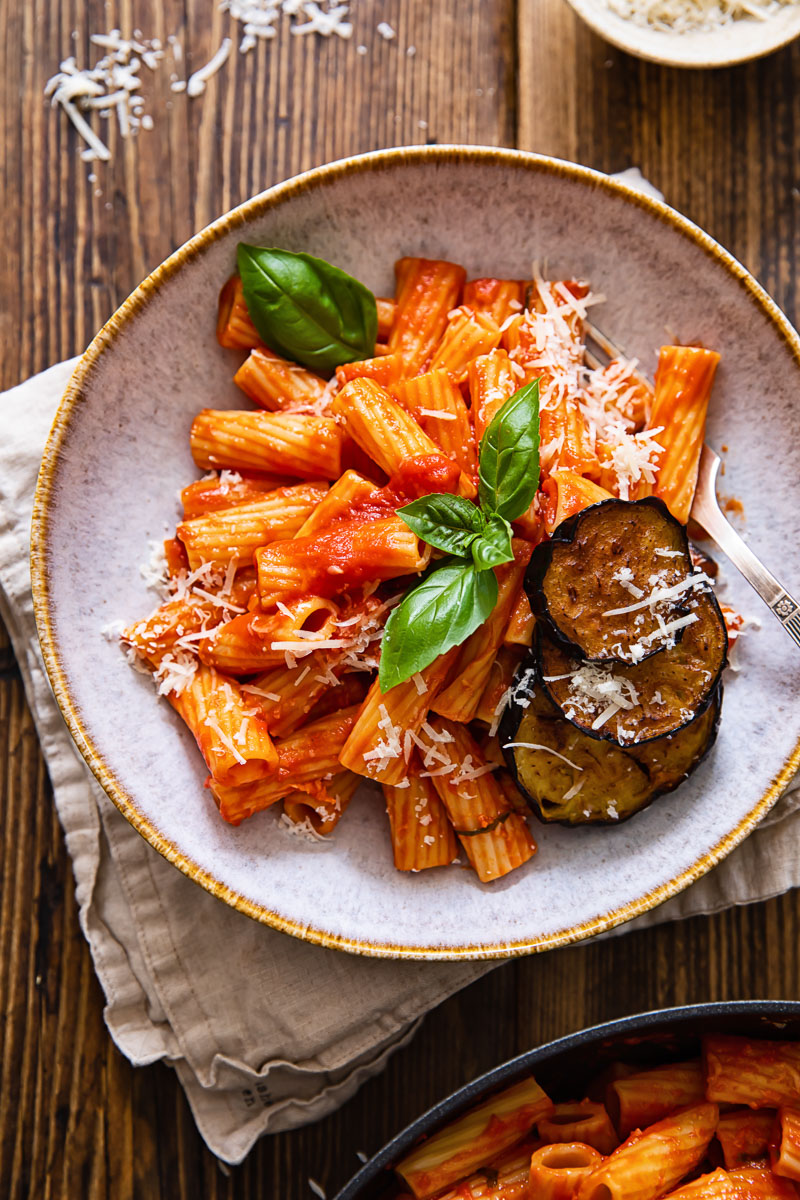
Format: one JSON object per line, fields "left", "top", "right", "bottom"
{"left": 3, "top": 171, "right": 799, "bottom": 1164}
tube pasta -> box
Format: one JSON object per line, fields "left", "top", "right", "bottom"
{"left": 335, "top": 351, "right": 407, "bottom": 388}
{"left": 177, "top": 484, "right": 327, "bottom": 569}
{"left": 169, "top": 664, "right": 279, "bottom": 786}
{"left": 716, "top": 1110, "right": 774, "bottom": 1170}
{"left": 770, "top": 1108, "right": 800, "bottom": 1181}
{"left": 255, "top": 515, "right": 428, "bottom": 603}
{"left": 529, "top": 1143, "right": 605, "bottom": 1200}
{"left": 243, "top": 664, "right": 368, "bottom": 740}
{"left": 638, "top": 345, "right": 720, "bottom": 522}
{"left": 431, "top": 1141, "right": 540, "bottom": 1200}
{"left": 469, "top": 348, "right": 519, "bottom": 444}
{"left": 608, "top": 1060, "right": 706, "bottom": 1138}
{"left": 383, "top": 770, "right": 458, "bottom": 871}
{"left": 181, "top": 471, "right": 292, "bottom": 518}
{"left": 704, "top": 1037, "right": 800, "bottom": 1108}
{"left": 393, "top": 368, "right": 477, "bottom": 479}
{"left": 540, "top": 470, "right": 616, "bottom": 536}
{"left": 504, "top": 592, "right": 535, "bottom": 648}
{"left": 463, "top": 277, "right": 527, "bottom": 325}
{"left": 190, "top": 410, "right": 343, "bottom": 478}
{"left": 339, "top": 648, "right": 459, "bottom": 786}
{"left": 429, "top": 305, "right": 502, "bottom": 384}
{"left": 234, "top": 346, "right": 329, "bottom": 412}
{"left": 209, "top": 705, "right": 362, "bottom": 824}
{"left": 421, "top": 718, "right": 536, "bottom": 883}
{"left": 198, "top": 597, "right": 339, "bottom": 674}
{"left": 388, "top": 256, "right": 466, "bottom": 372}
{"left": 282, "top": 770, "right": 360, "bottom": 836}
{"left": 216, "top": 275, "right": 262, "bottom": 350}
{"left": 124, "top": 597, "right": 218, "bottom": 668}
{"left": 539, "top": 1102, "right": 619, "bottom": 1156}
{"left": 293, "top": 470, "right": 378, "bottom": 538}
{"left": 332, "top": 378, "right": 475, "bottom": 497}
{"left": 663, "top": 1169, "right": 798, "bottom": 1200}
{"left": 376, "top": 296, "right": 396, "bottom": 340}
{"left": 395, "top": 1076, "right": 554, "bottom": 1199}
{"left": 575, "top": 1103, "right": 719, "bottom": 1200}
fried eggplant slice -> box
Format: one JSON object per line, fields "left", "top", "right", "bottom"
{"left": 500, "top": 685, "right": 653, "bottom": 824}
{"left": 527, "top": 498, "right": 702, "bottom": 664}
{"left": 499, "top": 664, "right": 722, "bottom": 826}
{"left": 630, "top": 689, "right": 721, "bottom": 792}
{"left": 536, "top": 591, "right": 727, "bottom": 747}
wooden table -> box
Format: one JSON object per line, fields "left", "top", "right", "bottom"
{"left": 2, "top": 1, "right": 799, "bottom": 1195}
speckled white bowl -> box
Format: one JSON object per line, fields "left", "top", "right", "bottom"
{"left": 31, "top": 147, "right": 800, "bottom": 959}
{"left": 564, "top": 0, "right": 800, "bottom": 68}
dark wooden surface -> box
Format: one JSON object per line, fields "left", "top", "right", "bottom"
{"left": 1, "top": 0, "right": 799, "bottom": 1195}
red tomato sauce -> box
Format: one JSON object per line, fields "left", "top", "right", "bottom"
{"left": 339, "top": 453, "right": 462, "bottom": 522}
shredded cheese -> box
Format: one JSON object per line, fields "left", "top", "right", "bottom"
{"left": 203, "top": 714, "right": 247, "bottom": 764}
{"left": 503, "top": 742, "right": 584, "bottom": 772}
{"left": 45, "top": 30, "right": 167, "bottom": 162}
{"left": 605, "top": 0, "right": 790, "bottom": 33}
{"left": 186, "top": 38, "right": 232, "bottom": 97}
{"left": 604, "top": 571, "right": 713, "bottom": 617}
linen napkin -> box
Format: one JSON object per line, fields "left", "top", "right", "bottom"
{"left": 2, "top": 171, "right": 798, "bottom": 1166}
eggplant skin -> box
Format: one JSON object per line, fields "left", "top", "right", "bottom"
{"left": 499, "top": 658, "right": 722, "bottom": 828}
{"left": 535, "top": 585, "right": 727, "bottom": 749}
{"left": 526, "top": 497, "right": 696, "bottom": 666}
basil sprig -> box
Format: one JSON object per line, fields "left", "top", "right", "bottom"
{"left": 379, "top": 380, "right": 540, "bottom": 692}
{"left": 237, "top": 244, "right": 378, "bottom": 371}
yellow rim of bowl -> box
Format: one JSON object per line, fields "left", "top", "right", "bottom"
{"left": 30, "top": 145, "right": 800, "bottom": 960}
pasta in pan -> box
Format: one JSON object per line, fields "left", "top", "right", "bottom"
{"left": 391, "top": 1036, "right": 800, "bottom": 1200}
{"left": 120, "top": 249, "right": 739, "bottom": 883}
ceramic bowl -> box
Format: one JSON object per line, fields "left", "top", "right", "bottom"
{"left": 335, "top": 1000, "right": 800, "bottom": 1200}
{"left": 31, "top": 146, "right": 800, "bottom": 959}
{"left": 564, "top": 0, "right": 800, "bottom": 68}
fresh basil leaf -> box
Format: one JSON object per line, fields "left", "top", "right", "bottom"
{"left": 237, "top": 244, "right": 378, "bottom": 371}
{"left": 470, "top": 514, "right": 513, "bottom": 571}
{"left": 378, "top": 560, "right": 498, "bottom": 692}
{"left": 478, "top": 379, "right": 541, "bottom": 522}
{"left": 397, "top": 494, "right": 485, "bottom": 557}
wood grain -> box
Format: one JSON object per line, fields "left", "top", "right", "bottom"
{"left": 2, "top": 0, "right": 800, "bottom": 1196}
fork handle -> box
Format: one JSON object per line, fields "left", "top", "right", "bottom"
{"left": 692, "top": 495, "right": 800, "bottom": 649}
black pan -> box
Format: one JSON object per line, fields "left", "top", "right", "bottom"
{"left": 334, "top": 999, "right": 800, "bottom": 1200}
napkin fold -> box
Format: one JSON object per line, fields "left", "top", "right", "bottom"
{"left": 2, "top": 170, "right": 798, "bottom": 1164}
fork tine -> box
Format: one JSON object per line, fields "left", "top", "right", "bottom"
{"left": 585, "top": 320, "right": 625, "bottom": 361}
{"left": 584, "top": 319, "right": 655, "bottom": 397}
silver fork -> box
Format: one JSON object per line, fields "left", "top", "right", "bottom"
{"left": 585, "top": 321, "right": 800, "bottom": 650}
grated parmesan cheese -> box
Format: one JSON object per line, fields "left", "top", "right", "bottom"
{"left": 203, "top": 714, "right": 247, "bottom": 763}
{"left": 186, "top": 37, "right": 232, "bottom": 97}
{"left": 503, "top": 742, "right": 584, "bottom": 772}
{"left": 412, "top": 673, "right": 428, "bottom": 696}
{"left": 291, "top": 2, "right": 353, "bottom": 37}
{"left": 50, "top": 2, "right": 360, "bottom": 166}
{"left": 280, "top": 813, "right": 331, "bottom": 844}
{"left": 45, "top": 30, "right": 167, "bottom": 162}
{"left": 153, "top": 651, "right": 198, "bottom": 696}
{"left": 604, "top": 0, "right": 790, "bottom": 34}
{"left": 241, "top": 684, "right": 281, "bottom": 701}
{"left": 562, "top": 777, "right": 585, "bottom": 801}
{"left": 604, "top": 571, "right": 713, "bottom": 617}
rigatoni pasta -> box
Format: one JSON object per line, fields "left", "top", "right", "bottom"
{"left": 387, "top": 1037, "right": 800, "bottom": 1200}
